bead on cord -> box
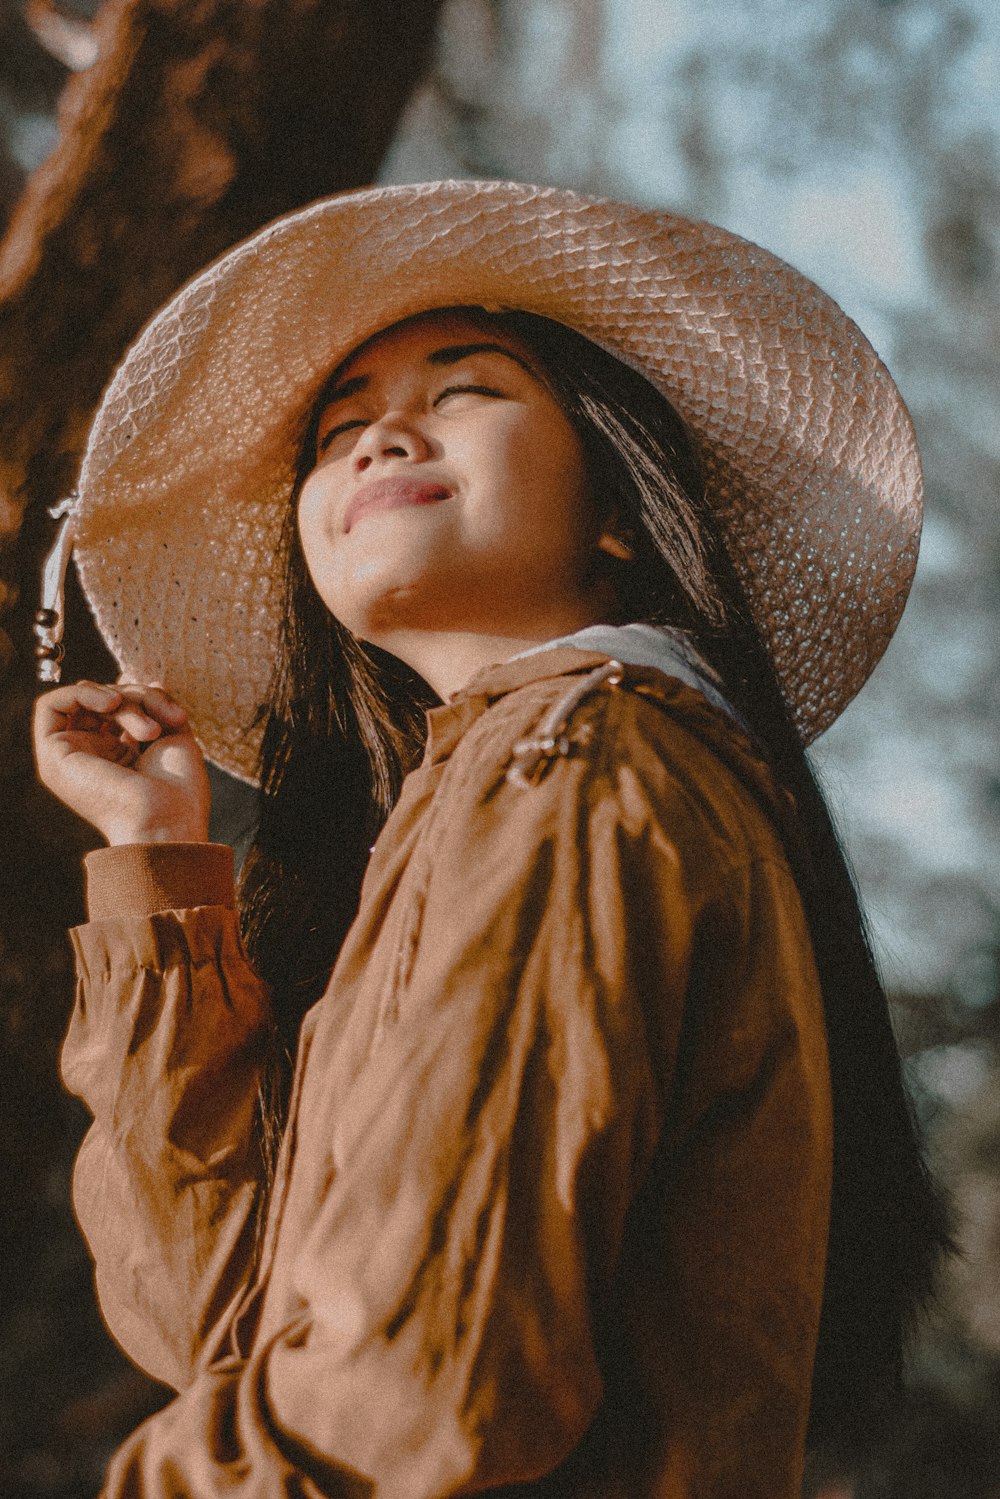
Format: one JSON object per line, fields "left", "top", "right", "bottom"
{"left": 34, "top": 492, "right": 78, "bottom": 683}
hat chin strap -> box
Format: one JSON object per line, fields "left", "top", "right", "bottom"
{"left": 35, "top": 492, "right": 78, "bottom": 683}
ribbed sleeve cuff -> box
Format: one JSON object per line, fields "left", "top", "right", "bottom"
{"left": 84, "top": 843, "right": 236, "bottom": 919}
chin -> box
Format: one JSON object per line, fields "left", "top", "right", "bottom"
{"left": 332, "top": 583, "right": 434, "bottom": 645}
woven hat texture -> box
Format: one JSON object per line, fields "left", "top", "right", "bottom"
{"left": 73, "top": 179, "right": 923, "bottom": 783}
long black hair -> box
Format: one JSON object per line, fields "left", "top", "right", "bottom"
{"left": 238, "top": 307, "right": 950, "bottom": 1465}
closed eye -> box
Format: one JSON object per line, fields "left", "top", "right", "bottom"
{"left": 316, "top": 385, "right": 505, "bottom": 455}
{"left": 317, "top": 418, "right": 367, "bottom": 454}
{"left": 434, "top": 383, "right": 504, "bottom": 404}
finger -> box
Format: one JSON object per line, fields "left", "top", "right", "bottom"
{"left": 63, "top": 708, "right": 138, "bottom": 745}
{"left": 108, "top": 703, "right": 165, "bottom": 742}
{"left": 114, "top": 682, "right": 189, "bottom": 727}
{"left": 49, "top": 691, "right": 160, "bottom": 744}
{"left": 112, "top": 732, "right": 141, "bottom": 767}
{"left": 63, "top": 706, "right": 113, "bottom": 734}
{"left": 34, "top": 682, "right": 124, "bottom": 738}
{"left": 57, "top": 728, "right": 140, "bottom": 767}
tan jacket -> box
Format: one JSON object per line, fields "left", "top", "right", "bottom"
{"left": 64, "top": 647, "right": 832, "bottom": 1499}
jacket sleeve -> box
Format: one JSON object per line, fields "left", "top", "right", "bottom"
{"left": 62, "top": 842, "right": 274, "bottom": 1392}
{"left": 95, "top": 721, "right": 705, "bottom": 1499}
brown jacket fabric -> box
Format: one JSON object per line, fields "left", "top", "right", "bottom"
{"left": 63, "top": 647, "right": 833, "bottom": 1499}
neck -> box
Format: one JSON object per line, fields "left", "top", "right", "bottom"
{"left": 368, "top": 610, "right": 614, "bottom": 700}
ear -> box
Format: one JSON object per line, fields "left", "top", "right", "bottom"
{"left": 596, "top": 529, "right": 636, "bottom": 563}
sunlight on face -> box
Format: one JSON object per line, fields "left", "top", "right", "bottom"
{"left": 296, "top": 311, "right": 617, "bottom": 668}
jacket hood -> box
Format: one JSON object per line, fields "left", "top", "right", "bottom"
{"left": 508, "top": 622, "right": 742, "bottom": 726}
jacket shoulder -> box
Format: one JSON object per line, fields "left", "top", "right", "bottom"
{"left": 488, "top": 661, "right": 794, "bottom": 871}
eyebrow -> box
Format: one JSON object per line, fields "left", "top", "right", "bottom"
{"left": 425, "top": 341, "right": 535, "bottom": 374}
{"left": 319, "top": 342, "right": 535, "bottom": 410}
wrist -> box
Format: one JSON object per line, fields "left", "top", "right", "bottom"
{"left": 104, "top": 823, "right": 210, "bottom": 847}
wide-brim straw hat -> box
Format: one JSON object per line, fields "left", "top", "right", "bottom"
{"left": 61, "top": 179, "right": 922, "bottom": 783}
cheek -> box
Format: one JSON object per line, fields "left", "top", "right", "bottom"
{"left": 296, "top": 474, "right": 346, "bottom": 607}
{"left": 297, "top": 465, "right": 353, "bottom": 565}
{"left": 493, "top": 424, "right": 593, "bottom": 559}
{"left": 296, "top": 473, "right": 325, "bottom": 556}
{"left": 465, "top": 402, "right": 582, "bottom": 501}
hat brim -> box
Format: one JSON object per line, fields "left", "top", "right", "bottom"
{"left": 73, "top": 179, "right": 923, "bottom": 783}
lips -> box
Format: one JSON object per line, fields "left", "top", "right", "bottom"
{"left": 343, "top": 477, "right": 452, "bottom": 534}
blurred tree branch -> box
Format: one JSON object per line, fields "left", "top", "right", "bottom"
{"left": 0, "top": 0, "right": 71, "bottom": 112}
{"left": 23, "top": 1, "right": 101, "bottom": 73}
{"left": 0, "top": 0, "right": 444, "bottom": 538}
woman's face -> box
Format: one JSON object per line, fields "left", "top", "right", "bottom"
{"left": 296, "top": 311, "right": 621, "bottom": 666}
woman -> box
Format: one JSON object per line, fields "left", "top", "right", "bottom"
{"left": 32, "top": 182, "right": 945, "bottom": 1498}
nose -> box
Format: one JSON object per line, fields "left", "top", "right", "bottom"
{"left": 353, "top": 411, "right": 432, "bottom": 472}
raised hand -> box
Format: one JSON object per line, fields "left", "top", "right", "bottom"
{"left": 32, "top": 680, "right": 211, "bottom": 846}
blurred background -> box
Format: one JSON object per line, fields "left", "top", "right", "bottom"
{"left": 0, "top": 1, "right": 998, "bottom": 1494}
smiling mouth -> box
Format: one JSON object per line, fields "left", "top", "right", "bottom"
{"left": 344, "top": 478, "right": 452, "bottom": 533}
